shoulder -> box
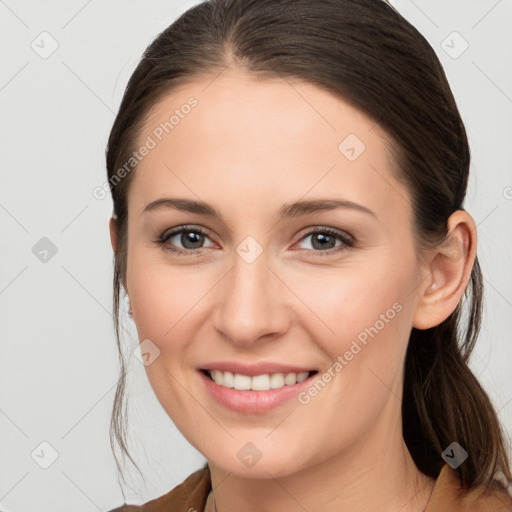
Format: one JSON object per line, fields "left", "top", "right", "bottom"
{"left": 427, "top": 463, "right": 512, "bottom": 512}
{"left": 108, "top": 463, "right": 211, "bottom": 512}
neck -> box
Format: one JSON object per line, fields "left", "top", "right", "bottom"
{"left": 206, "top": 412, "right": 436, "bottom": 512}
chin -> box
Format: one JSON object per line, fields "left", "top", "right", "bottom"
{"left": 206, "top": 445, "right": 313, "bottom": 480}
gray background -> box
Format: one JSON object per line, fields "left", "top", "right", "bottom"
{"left": 0, "top": 1, "right": 511, "bottom": 510}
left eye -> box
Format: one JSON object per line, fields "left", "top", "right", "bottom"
{"left": 295, "top": 228, "right": 354, "bottom": 253}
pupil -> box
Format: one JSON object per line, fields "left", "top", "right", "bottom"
{"left": 313, "top": 233, "right": 334, "bottom": 250}
{"left": 182, "top": 231, "right": 203, "bottom": 249}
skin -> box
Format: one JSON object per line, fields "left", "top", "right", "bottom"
{"left": 109, "top": 66, "right": 477, "bottom": 512}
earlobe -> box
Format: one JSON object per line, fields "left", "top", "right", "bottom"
{"left": 412, "top": 210, "right": 477, "bottom": 330}
{"left": 109, "top": 215, "right": 118, "bottom": 254}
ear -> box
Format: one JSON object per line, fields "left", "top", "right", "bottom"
{"left": 109, "top": 215, "right": 118, "bottom": 254}
{"left": 412, "top": 210, "right": 477, "bottom": 330}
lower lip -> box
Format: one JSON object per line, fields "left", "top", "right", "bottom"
{"left": 198, "top": 370, "right": 317, "bottom": 414}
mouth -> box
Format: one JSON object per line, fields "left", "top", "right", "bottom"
{"left": 198, "top": 367, "right": 320, "bottom": 413}
{"left": 200, "top": 368, "right": 319, "bottom": 391}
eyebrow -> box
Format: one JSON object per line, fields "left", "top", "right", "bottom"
{"left": 143, "top": 197, "right": 376, "bottom": 221}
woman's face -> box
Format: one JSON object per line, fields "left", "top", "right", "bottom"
{"left": 122, "top": 68, "right": 428, "bottom": 478}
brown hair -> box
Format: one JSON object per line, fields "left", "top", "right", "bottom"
{"left": 105, "top": 0, "right": 512, "bottom": 491}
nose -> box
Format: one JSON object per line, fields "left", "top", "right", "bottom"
{"left": 212, "top": 246, "right": 291, "bottom": 347}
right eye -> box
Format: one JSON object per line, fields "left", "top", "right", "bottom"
{"left": 155, "top": 225, "right": 215, "bottom": 255}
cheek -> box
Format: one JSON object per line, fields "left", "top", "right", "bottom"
{"left": 284, "top": 261, "right": 417, "bottom": 413}
{"left": 126, "top": 250, "right": 185, "bottom": 341}
{"left": 283, "top": 261, "right": 412, "bottom": 352}
{"left": 125, "top": 254, "right": 210, "bottom": 412}
{"left": 126, "top": 246, "right": 224, "bottom": 363}
{"left": 290, "top": 271, "right": 414, "bottom": 433}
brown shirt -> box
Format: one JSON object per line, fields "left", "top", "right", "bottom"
{"left": 109, "top": 462, "right": 512, "bottom": 511}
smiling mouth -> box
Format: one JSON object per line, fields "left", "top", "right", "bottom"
{"left": 200, "top": 368, "right": 318, "bottom": 391}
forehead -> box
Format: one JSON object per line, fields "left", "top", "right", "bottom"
{"left": 138, "top": 68, "right": 387, "bottom": 154}
{"left": 130, "top": 68, "right": 409, "bottom": 224}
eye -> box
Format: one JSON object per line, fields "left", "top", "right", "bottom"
{"left": 154, "top": 225, "right": 355, "bottom": 257}
{"left": 294, "top": 227, "right": 355, "bottom": 255}
{"left": 155, "top": 225, "right": 215, "bottom": 255}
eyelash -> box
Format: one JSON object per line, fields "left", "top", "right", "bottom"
{"left": 154, "top": 225, "right": 355, "bottom": 257}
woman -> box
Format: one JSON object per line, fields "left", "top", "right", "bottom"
{"left": 105, "top": 0, "right": 512, "bottom": 510}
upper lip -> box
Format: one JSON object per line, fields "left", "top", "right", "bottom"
{"left": 200, "top": 361, "right": 316, "bottom": 376}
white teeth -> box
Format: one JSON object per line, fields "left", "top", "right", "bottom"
{"left": 251, "top": 374, "right": 270, "bottom": 391}
{"left": 208, "top": 370, "right": 311, "bottom": 390}
{"left": 233, "top": 373, "right": 252, "bottom": 390}
{"left": 284, "top": 372, "right": 297, "bottom": 385}
{"left": 296, "top": 371, "right": 309, "bottom": 383}
{"left": 221, "top": 370, "right": 234, "bottom": 388}
{"left": 269, "top": 373, "right": 285, "bottom": 388}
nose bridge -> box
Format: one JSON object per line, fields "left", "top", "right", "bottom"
{"left": 213, "top": 241, "right": 288, "bottom": 345}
